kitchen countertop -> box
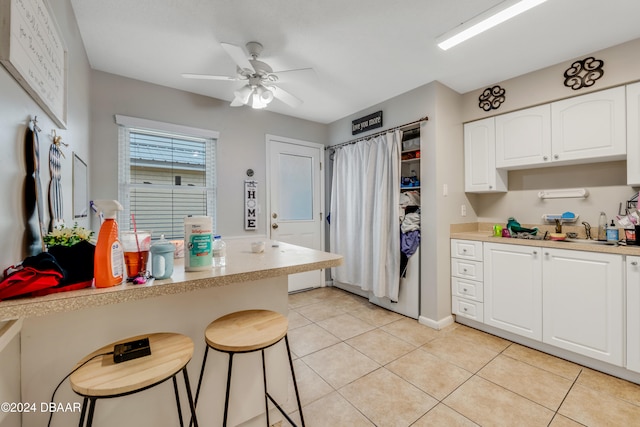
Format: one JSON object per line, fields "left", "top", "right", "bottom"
{"left": 451, "top": 223, "right": 640, "bottom": 256}
{"left": 0, "top": 239, "right": 343, "bottom": 321}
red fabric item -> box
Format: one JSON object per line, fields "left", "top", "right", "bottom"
{"left": 0, "top": 267, "right": 63, "bottom": 301}
{"left": 31, "top": 279, "right": 92, "bottom": 297}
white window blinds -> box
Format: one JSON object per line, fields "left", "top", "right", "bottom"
{"left": 117, "top": 116, "right": 217, "bottom": 240}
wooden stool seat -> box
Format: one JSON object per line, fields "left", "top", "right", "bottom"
{"left": 204, "top": 309, "right": 288, "bottom": 352}
{"left": 195, "top": 309, "right": 305, "bottom": 427}
{"left": 70, "top": 332, "right": 198, "bottom": 427}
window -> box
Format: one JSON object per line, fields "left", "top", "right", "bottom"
{"left": 116, "top": 115, "right": 218, "bottom": 240}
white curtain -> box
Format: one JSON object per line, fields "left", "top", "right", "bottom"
{"left": 330, "top": 130, "right": 401, "bottom": 300}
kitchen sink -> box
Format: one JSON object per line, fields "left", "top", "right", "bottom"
{"left": 563, "top": 238, "right": 617, "bottom": 246}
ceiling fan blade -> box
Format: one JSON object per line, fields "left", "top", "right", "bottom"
{"left": 220, "top": 42, "right": 255, "bottom": 73}
{"left": 181, "top": 73, "right": 239, "bottom": 81}
{"left": 271, "top": 86, "right": 303, "bottom": 108}
{"left": 272, "top": 67, "right": 317, "bottom": 83}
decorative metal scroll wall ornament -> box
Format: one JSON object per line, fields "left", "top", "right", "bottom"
{"left": 563, "top": 57, "right": 604, "bottom": 90}
{"left": 478, "top": 85, "right": 506, "bottom": 111}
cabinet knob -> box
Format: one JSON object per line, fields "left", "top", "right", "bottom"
{"left": 632, "top": 261, "right": 638, "bottom": 266}
{"left": 462, "top": 248, "right": 467, "bottom": 252}
{"left": 463, "top": 307, "right": 468, "bottom": 312}
{"left": 532, "top": 251, "right": 537, "bottom": 255}
{"left": 545, "top": 252, "right": 550, "bottom": 256}
{"left": 463, "top": 268, "right": 468, "bottom": 272}
{"left": 543, "top": 156, "right": 548, "bottom": 161}
{"left": 489, "top": 185, "right": 493, "bottom": 189}
{"left": 463, "top": 288, "right": 468, "bottom": 292}
{"left": 554, "top": 154, "right": 559, "bottom": 159}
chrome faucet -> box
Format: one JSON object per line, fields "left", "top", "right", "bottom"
{"left": 555, "top": 219, "right": 562, "bottom": 233}
{"left": 582, "top": 221, "right": 592, "bottom": 240}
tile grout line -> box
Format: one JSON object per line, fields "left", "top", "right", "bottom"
{"left": 546, "top": 368, "right": 584, "bottom": 426}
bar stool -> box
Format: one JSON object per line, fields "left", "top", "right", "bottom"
{"left": 194, "top": 309, "right": 304, "bottom": 427}
{"left": 69, "top": 332, "right": 199, "bottom": 427}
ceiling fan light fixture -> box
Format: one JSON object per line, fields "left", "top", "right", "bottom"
{"left": 436, "top": 0, "right": 548, "bottom": 51}
{"left": 260, "top": 87, "right": 274, "bottom": 103}
{"left": 251, "top": 92, "right": 269, "bottom": 109}
{"left": 245, "top": 85, "right": 273, "bottom": 109}
{"left": 233, "top": 85, "right": 254, "bottom": 104}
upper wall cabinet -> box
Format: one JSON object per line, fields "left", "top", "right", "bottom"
{"left": 627, "top": 82, "right": 640, "bottom": 186}
{"left": 464, "top": 118, "right": 508, "bottom": 193}
{"left": 496, "top": 104, "right": 551, "bottom": 169}
{"left": 551, "top": 86, "right": 626, "bottom": 164}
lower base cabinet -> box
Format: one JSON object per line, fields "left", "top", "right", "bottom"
{"left": 542, "top": 248, "right": 624, "bottom": 366}
{"left": 627, "top": 256, "right": 640, "bottom": 373}
{"left": 484, "top": 243, "right": 542, "bottom": 340}
{"left": 452, "top": 240, "right": 626, "bottom": 370}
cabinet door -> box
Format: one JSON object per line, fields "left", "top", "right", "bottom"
{"left": 627, "top": 256, "right": 640, "bottom": 373}
{"left": 484, "top": 243, "right": 542, "bottom": 340}
{"left": 542, "top": 248, "right": 624, "bottom": 366}
{"left": 495, "top": 104, "right": 551, "bottom": 169}
{"left": 551, "top": 86, "right": 626, "bottom": 164}
{"left": 627, "top": 83, "right": 640, "bottom": 185}
{"left": 464, "top": 118, "right": 507, "bottom": 193}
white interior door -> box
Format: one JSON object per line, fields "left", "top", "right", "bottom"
{"left": 267, "top": 135, "right": 324, "bottom": 292}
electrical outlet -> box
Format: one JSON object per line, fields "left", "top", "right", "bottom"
{"left": 461, "top": 204, "right": 467, "bottom": 217}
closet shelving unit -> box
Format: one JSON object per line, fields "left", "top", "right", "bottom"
{"left": 401, "top": 127, "right": 421, "bottom": 191}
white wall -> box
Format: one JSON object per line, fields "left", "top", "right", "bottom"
{"left": 90, "top": 71, "right": 328, "bottom": 238}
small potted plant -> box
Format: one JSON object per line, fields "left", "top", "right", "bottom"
{"left": 44, "top": 223, "right": 95, "bottom": 285}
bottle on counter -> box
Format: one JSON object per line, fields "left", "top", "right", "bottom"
{"left": 607, "top": 219, "right": 619, "bottom": 243}
{"left": 597, "top": 211, "right": 607, "bottom": 241}
{"left": 93, "top": 200, "right": 125, "bottom": 288}
{"left": 212, "top": 235, "right": 226, "bottom": 268}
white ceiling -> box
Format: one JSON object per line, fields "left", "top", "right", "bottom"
{"left": 70, "top": 0, "right": 640, "bottom": 124}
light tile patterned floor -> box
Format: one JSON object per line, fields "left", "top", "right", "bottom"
{"left": 280, "top": 287, "right": 640, "bottom": 427}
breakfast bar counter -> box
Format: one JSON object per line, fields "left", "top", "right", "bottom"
{"left": 2, "top": 239, "right": 342, "bottom": 427}
{"left": 0, "top": 239, "right": 342, "bottom": 321}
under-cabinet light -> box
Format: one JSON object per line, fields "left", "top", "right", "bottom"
{"left": 436, "top": 0, "right": 548, "bottom": 51}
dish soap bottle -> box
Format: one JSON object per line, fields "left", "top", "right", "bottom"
{"left": 93, "top": 200, "right": 125, "bottom": 287}
{"left": 597, "top": 211, "right": 607, "bottom": 241}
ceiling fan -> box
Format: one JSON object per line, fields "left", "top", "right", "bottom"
{"left": 182, "top": 41, "right": 314, "bottom": 109}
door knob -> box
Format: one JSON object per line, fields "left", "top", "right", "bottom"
{"left": 272, "top": 223, "right": 279, "bottom": 229}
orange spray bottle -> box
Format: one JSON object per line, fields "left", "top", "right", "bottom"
{"left": 93, "top": 200, "right": 125, "bottom": 288}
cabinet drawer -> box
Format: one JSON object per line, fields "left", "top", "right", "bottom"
{"left": 452, "top": 296, "right": 484, "bottom": 322}
{"left": 451, "top": 258, "right": 483, "bottom": 281}
{"left": 452, "top": 277, "right": 483, "bottom": 302}
{"left": 451, "top": 239, "right": 483, "bottom": 261}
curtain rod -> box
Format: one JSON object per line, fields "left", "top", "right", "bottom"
{"left": 325, "top": 115, "right": 428, "bottom": 152}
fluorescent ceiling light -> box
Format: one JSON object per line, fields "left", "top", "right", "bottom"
{"left": 436, "top": 0, "right": 548, "bottom": 51}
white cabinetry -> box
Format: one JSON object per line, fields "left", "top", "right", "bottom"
{"left": 542, "top": 248, "right": 624, "bottom": 366}
{"left": 464, "top": 118, "right": 507, "bottom": 193}
{"left": 451, "top": 239, "right": 484, "bottom": 321}
{"left": 627, "top": 256, "right": 640, "bottom": 373}
{"left": 484, "top": 243, "right": 542, "bottom": 340}
{"left": 627, "top": 82, "right": 640, "bottom": 185}
{"left": 495, "top": 104, "right": 551, "bottom": 169}
{"left": 551, "top": 86, "right": 626, "bottom": 164}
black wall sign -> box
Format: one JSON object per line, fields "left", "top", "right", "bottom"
{"left": 352, "top": 111, "right": 383, "bottom": 135}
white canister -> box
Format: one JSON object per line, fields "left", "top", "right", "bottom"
{"left": 184, "top": 216, "right": 213, "bottom": 271}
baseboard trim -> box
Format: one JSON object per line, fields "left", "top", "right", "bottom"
{"left": 419, "top": 315, "right": 455, "bottom": 330}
